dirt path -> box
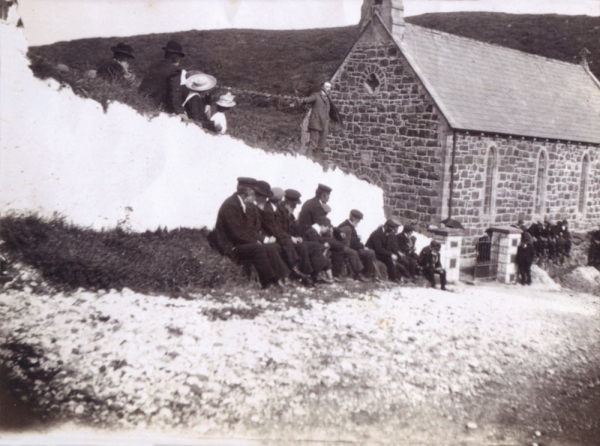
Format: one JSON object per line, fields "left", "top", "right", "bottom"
{"left": 1, "top": 281, "right": 599, "bottom": 445}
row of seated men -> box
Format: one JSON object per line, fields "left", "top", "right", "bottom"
{"left": 209, "top": 178, "right": 447, "bottom": 290}
{"left": 516, "top": 219, "right": 573, "bottom": 260}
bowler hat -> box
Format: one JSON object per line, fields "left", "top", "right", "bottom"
{"left": 284, "top": 189, "right": 302, "bottom": 204}
{"left": 111, "top": 42, "right": 134, "bottom": 58}
{"left": 254, "top": 181, "right": 273, "bottom": 198}
{"left": 237, "top": 177, "right": 256, "bottom": 187}
{"left": 350, "top": 209, "right": 364, "bottom": 220}
{"left": 384, "top": 218, "right": 400, "bottom": 229}
{"left": 162, "top": 40, "right": 185, "bottom": 57}
{"left": 317, "top": 183, "right": 332, "bottom": 193}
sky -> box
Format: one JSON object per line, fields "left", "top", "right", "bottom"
{"left": 18, "top": 0, "right": 600, "bottom": 46}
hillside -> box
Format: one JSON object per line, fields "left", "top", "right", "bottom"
{"left": 28, "top": 13, "right": 600, "bottom": 96}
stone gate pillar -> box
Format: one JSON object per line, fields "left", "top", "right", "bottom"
{"left": 428, "top": 228, "right": 463, "bottom": 283}
{"left": 490, "top": 226, "right": 522, "bottom": 283}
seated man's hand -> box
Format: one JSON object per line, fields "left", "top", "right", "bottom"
{"left": 391, "top": 254, "right": 398, "bottom": 261}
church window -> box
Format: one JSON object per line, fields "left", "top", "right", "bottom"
{"left": 534, "top": 150, "right": 547, "bottom": 214}
{"left": 483, "top": 147, "right": 497, "bottom": 215}
{"left": 364, "top": 73, "right": 381, "bottom": 94}
{"left": 578, "top": 154, "right": 589, "bottom": 213}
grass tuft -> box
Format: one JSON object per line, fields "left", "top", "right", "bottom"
{"left": 0, "top": 214, "right": 245, "bottom": 296}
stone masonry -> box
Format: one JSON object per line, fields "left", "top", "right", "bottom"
{"left": 328, "top": 30, "right": 449, "bottom": 227}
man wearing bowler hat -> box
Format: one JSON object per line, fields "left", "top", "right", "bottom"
{"left": 338, "top": 210, "right": 377, "bottom": 281}
{"left": 211, "top": 177, "right": 286, "bottom": 289}
{"left": 97, "top": 42, "right": 136, "bottom": 85}
{"left": 138, "top": 40, "right": 186, "bottom": 116}
{"left": 297, "top": 183, "right": 332, "bottom": 237}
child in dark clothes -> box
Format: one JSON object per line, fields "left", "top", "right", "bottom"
{"left": 516, "top": 232, "right": 535, "bottom": 285}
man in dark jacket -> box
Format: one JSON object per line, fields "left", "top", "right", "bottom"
{"left": 299, "top": 82, "right": 341, "bottom": 159}
{"left": 138, "top": 40, "right": 186, "bottom": 116}
{"left": 211, "top": 178, "right": 285, "bottom": 289}
{"left": 419, "top": 240, "right": 447, "bottom": 290}
{"left": 297, "top": 183, "right": 331, "bottom": 236}
{"left": 366, "top": 219, "right": 408, "bottom": 283}
{"left": 588, "top": 223, "right": 600, "bottom": 268}
{"left": 516, "top": 232, "right": 535, "bottom": 285}
{"left": 338, "top": 210, "right": 377, "bottom": 281}
{"left": 96, "top": 42, "right": 136, "bottom": 85}
{"left": 395, "top": 224, "right": 420, "bottom": 278}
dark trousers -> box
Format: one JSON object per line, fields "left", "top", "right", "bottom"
{"left": 278, "top": 238, "right": 300, "bottom": 270}
{"left": 232, "top": 244, "right": 276, "bottom": 287}
{"left": 328, "top": 240, "right": 347, "bottom": 277}
{"left": 307, "top": 127, "right": 328, "bottom": 158}
{"left": 264, "top": 243, "right": 290, "bottom": 281}
{"left": 518, "top": 262, "right": 532, "bottom": 285}
{"left": 423, "top": 267, "right": 447, "bottom": 289}
{"left": 342, "top": 247, "right": 364, "bottom": 277}
{"left": 357, "top": 249, "right": 376, "bottom": 278}
{"left": 303, "top": 241, "right": 330, "bottom": 274}
{"left": 398, "top": 255, "right": 418, "bottom": 278}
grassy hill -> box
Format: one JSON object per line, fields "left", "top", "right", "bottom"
{"left": 27, "top": 13, "right": 600, "bottom": 153}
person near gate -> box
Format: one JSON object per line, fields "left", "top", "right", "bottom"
{"left": 419, "top": 240, "right": 447, "bottom": 290}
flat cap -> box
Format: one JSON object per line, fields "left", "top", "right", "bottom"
{"left": 350, "top": 209, "right": 364, "bottom": 220}
{"left": 284, "top": 189, "right": 302, "bottom": 203}
{"left": 430, "top": 240, "right": 442, "bottom": 249}
{"left": 237, "top": 177, "right": 257, "bottom": 187}
{"left": 316, "top": 217, "right": 331, "bottom": 227}
{"left": 317, "top": 183, "right": 332, "bottom": 193}
{"left": 384, "top": 218, "right": 400, "bottom": 229}
{"left": 271, "top": 187, "right": 284, "bottom": 201}
{"left": 403, "top": 224, "right": 415, "bottom": 233}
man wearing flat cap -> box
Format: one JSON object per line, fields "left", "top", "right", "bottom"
{"left": 274, "top": 189, "right": 332, "bottom": 283}
{"left": 297, "top": 183, "right": 332, "bottom": 237}
{"left": 419, "top": 240, "right": 447, "bottom": 290}
{"left": 138, "top": 40, "right": 186, "bottom": 116}
{"left": 97, "top": 42, "right": 136, "bottom": 85}
{"left": 366, "top": 219, "right": 410, "bottom": 284}
{"left": 395, "top": 224, "right": 420, "bottom": 279}
{"left": 211, "top": 177, "right": 287, "bottom": 289}
{"left": 337, "top": 210, "right": 377, "bottom": 281}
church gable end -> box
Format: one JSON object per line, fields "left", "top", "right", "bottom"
{"left": 329, "top": 18, "right": 449, "bottom": 225}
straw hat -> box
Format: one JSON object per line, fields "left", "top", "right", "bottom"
{"left": 216, "top": 91, "right": 236, "bottom": 108}
{"left": 185, "top": 72, "right": 217, "bottom": 92}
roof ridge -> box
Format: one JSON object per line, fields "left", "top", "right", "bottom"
{"left": 405, "top": 23, "right": 581, "bottom": 69}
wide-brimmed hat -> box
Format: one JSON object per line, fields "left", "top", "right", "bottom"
{"left": 253, "top": 181, "right": 273, "bottom": 198}
{"left": 185, "top": 73, "right": 217, "bottom": 92}
{"left": 162, "top": 40, "right": 185, "bottom": 57}
{"left": 111, "top": 42, "right": 134, "bottom": 58}
{"left": 216, "top": 92, "right": 236, "bottom": 108}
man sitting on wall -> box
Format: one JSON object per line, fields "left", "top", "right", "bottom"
{"left": 419, "top": 240, "right": 447, "bottom": 290}
{"left": 366, "top": 218, "right": 410, "bottom": 284}
{"left": 210, "top": 177, "right": 286, "bottom": 289}
{"left": 337, "top": 210, "right": 377, "bottom": 282}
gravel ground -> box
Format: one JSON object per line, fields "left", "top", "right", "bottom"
{"left": 1, "top": 276, "right": 599, "bottom": 445}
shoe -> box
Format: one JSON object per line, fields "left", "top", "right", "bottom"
{"left": 355, "top": 273, "right": 371, "bottom": 283}
{"left": 314, "top": 272, "right": 333, "bottom": 284}
{"left": 290, "top": 267, "right": 310, "bottom": 281}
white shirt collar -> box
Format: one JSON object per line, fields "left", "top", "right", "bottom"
{"left": 237, "top": 194, "right": 246, "bottom": 213}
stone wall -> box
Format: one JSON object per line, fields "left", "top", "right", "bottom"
{"left": 451, "top": 133, "right": 600, "bottom": 256}
{"left": 328, "top": 33, "right": 448, "bottom": 227}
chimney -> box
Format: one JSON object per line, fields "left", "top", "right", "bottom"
{"left": 378, "top": 0, "right": 405, "bottom": 38}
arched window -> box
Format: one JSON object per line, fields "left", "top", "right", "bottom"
{"left": 483, "top": 147, "right": 498, "bottom": 215}
{"left": 534, "top": 150, "right": 547, "bottom": 214}
{"left": 578, "top": 154, "right": 590, "bottom": 213}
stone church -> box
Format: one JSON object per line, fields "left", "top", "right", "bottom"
{"left": 327, "top": 0, "right": 600, "bottom": 256}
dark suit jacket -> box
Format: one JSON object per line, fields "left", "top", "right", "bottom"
{"left": 419, "top": 246, "right": 442, "bottom": 270}
{"left": 138, "top": 59, "right": 184, "bottom": 114}
{"left": 212, "top": 193, "right": 259, "bottom": 256}
{"left": 337, "top": 219, "right": 364, "bottom": 251}
{"left": 257, "top": 202, "right": 291, "bottom": 242}
{"left": 366, "top": 227, "right": 394, "bottom": 257}
{"left": 396, "top": 232, "right": 415, "bottom": 255}
{"left": 297, "top": 197, "right": 327, "bottom": 237}
{"left": 516, "top": 243, "right": 535, "bottom": 265}
{"left": 303, "top": 91, "right": 330, "bottom": 131}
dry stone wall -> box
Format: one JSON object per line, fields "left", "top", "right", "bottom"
{"left": 328, "top": 39, "right": 447, "bottom": 226}
{"left": 452, "top": 133, "right": 600, "bottom": 256}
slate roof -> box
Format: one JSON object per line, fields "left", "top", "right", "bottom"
{"left": 389, "top": 22, "right": 600, "bottom": 144}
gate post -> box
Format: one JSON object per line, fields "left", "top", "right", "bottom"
{"left": 490, "top": 226, "right": 522, "bottom": 283}
{"left": 428, "top": 228, "right": 463, "bottom": 283}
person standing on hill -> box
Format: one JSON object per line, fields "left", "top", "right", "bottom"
{"left": 96, "top": 42, "right": 136, "bottom": 85}
{"left": 138, "top": 40, "right": 186, "bottom": 117}
{"left": 298, "top": 82, "right": 342, "bottom": 159}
